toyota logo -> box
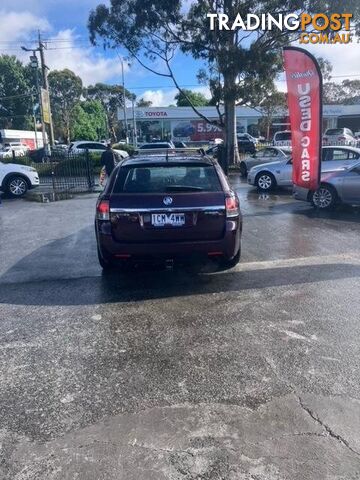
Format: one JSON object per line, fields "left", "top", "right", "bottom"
{"left": 163, "top": 196, "right": 173, "bottom": 206}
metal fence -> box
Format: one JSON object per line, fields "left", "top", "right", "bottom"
{"left": 10, "top": 150, "right": 97, "bottom": 193}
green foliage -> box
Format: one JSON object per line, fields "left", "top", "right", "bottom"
{"left": 1, "top": 156, "right": 32, "bottom": 166}
{"left": 0, "top": 55, "right": 33, "bottom": 129}
{"left": 136, "top": 98, "right": 153, "bottom": 107}
{"left": 48, "top": 69, "right": 83, "bottom": 143}
{"left": 85, "top": 82, "right": 134, "bottom": 141}
{"left": 175, "top": 89, "right": 209, "bottom": 107}
{"left": 258, "top": 89, "right": 287, "bottom": 139}
{"left": 112, "top": 142, "right": 135, "bottom": 155}
{"left": 71, "top": 100, "right": 107, "bottom": 141}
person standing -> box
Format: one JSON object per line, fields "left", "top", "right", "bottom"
{"left": 100, "top": 143, "right": 116, "bottom": 177}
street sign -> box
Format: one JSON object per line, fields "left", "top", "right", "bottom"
{"left": 41, "top": 88, "right": 51, "bottom": 124}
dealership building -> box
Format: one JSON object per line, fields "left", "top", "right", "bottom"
{"left": 118, "top": 104, "right": 360, "bottom": 144}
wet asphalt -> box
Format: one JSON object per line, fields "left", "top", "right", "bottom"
{"left": 0, "top": 176, "right": 360, "bottom": 479}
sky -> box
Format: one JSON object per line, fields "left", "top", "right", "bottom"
{"left": 0, "top": 1, "right": 359, "bottom": 106}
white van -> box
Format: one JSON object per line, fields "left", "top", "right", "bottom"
{"left": 273, "top": 130, "right": 292, "bottom": 146}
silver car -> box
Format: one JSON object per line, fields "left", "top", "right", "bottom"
{"left": 247, "top": 146, "right": 360, "bottom": 191}
{"left": 239, "top": 146, "right": 292, "bottom": 177}
{"left": 294, "top": 161, "right": 360, "bottom": 209}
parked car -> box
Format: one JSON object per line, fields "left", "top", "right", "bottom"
{"left": 247, "top": 146, "right": 360, "bottom": 191}
{"left": 29, "top": 145, "right": 68, "bottom": 163}
{"left": 95, "top": 154, "right": 242, "bottom": 271}
{"left": 354, "top": 131, "right": 360, "bottom": 147}
{"left": 69, "top": 141, "right": 128, "bottom": 158}
{"left": 173, "top": 141, "right": 188, "bottom": 149}
{"left": 273, "top": 130, "right": 292, "bottom": 146}
{"left": 237, "top": 133, "right": 259, "bottom": 145}
{"left": 237, "top": 134, "right": 256, "bottom": 154}
{"left": 239, "top": 146, "right": 292, "bottom": 177}
{"left": 138, "top": 142, "right": 175, "bottom": 150}
{"left": 322, "top": 127, "right": 356, "bottom": 146}
{"left": 0, "top": 161, "right": 39, "bottom": 197}
{"left": 0, "top": 144, "right": 28, "bottom": 159}
{"left": 294, "top": 161, "right": 360, "bottom": 209}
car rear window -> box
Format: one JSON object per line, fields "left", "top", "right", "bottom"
{"left": 274, "top": 132, "right": 291, "bottom": 141}
{"left": 325, "top": 129, "right": 344, "bottom": 136}
{"left": 113, "top": 164, "right": 222, "bottom": 193}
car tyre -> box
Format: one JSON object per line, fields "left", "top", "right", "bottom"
{"left": 239, "top": 162, "right": 248, "bottom": 177}
{"left": 255, "top": 172, "right": 276, "bottom": 191}
{"left": 97, "top": 248, "right": 115, "bottom": 272}
{"left": 311, "top": 184, "right": 338, "bottom": 210}
{"left": 6, "top": 175, "right": 29, "bottom": 197}
{"left": 220, "top": 247, "right": 241, "bottom": 270}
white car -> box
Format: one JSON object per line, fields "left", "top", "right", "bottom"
{"left": 239, "top": 146, "right": 292, "bottom": 177}
{"left": 68, "top": 141, "right": 129, "bottom": 158}
{"left": 322, "top": 128, "right": 356, "bottom": 146}
{"left": 247, "top": 146, "right": 360, "bottom": 191}
{"left": 0, "top": 144, "right": 28, "bottom": 159}
{"left": 0, "top": 161, "right": 39, "bottom": 197}
{"left": 273, "top": 130, "right": 292, "bottom": 146}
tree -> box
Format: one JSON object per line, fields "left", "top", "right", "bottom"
{"left": 175, "top": 89, "right": 209, "bottom": 107}
{"left": 85, "top": 82, "right": 133, "bottom": 141}
{"left": 323, "top": 80, "right": 360, "bottom": 105}
{"left": 258, "top": 90, "right": 287, "bottom": 140}
{"left": 48, "top": 69, "right": 83, "bottom": 143}
{"left": 71, "top": 100, "right": 107, "bottom": 141}
{"left": 88, "top": 1, "right": 360, "bottom": 168}
{"left": 136, "top": 98, "right": 153, "bottom": 107}
{"left": 0, "top": 55, "right": 33, "bottom": 129}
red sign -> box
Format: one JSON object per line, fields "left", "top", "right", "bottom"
{"left": 283, "top": 47, "right": 322, "bottom": 190}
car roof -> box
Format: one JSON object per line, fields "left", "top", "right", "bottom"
{"left": 322, "top": 145, "right": 360, "bottom": 152}
{"left": 121, "top": 154, "right": 215, "bottom": 167}
{"left": 140, "top": 142, "right": 173, "bottom": 146}
{"left": 72, "top": 141, "right": 104, "bottom": 146}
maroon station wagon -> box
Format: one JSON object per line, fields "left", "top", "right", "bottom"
{"left": 95, "top": 154, "right": 243, "bottom": 270}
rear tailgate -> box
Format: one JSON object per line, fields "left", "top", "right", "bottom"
{"left": 110, "top": 192, "right": 226, "bottom": 243}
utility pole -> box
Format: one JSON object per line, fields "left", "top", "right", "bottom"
{"left": 120, "top": 57, "right": 129, "bottom": 143}
{"left": 38, "top": 31, "right": 55, "bottom": 147}
{"left": 132, "top": 97, "right": 137, "bottom": 147}
{"left": 22, "top": 48, "right": 47, "bottom": 151}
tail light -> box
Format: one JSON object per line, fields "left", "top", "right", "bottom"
{"left": 225, "top": 194, "right": 240, "bottom": 218}
{"left": 339, "top": 136, "right": 346, "bottom": 141}
{"left": 96, "top": 200, "right": 110, "bottom": 220}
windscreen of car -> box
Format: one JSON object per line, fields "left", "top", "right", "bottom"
{"left": 275, "top": 132, "right": 291, "bottom": 140}
{"left": 113, "top": 164, "right": 222, "bottom": 193}
{"left": 325, "top": 129, "right": 344, "bottom": 136}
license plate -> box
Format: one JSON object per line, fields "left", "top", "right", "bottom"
{"left": 151, "top": 213, "right": 185, "bottom": 227}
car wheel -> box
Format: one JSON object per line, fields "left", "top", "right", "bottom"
{"left": 255, "top": 172, "right": 276, "bottom": 191}
{"left": 6, "top": 176, "right": 29, "bottom": 197}
{"left": 311, "top": 185, "right": 338, "bottom": 209}
{"left": 220, "top": 247, "right": 241, "bottom": 270}
{"left": 97, "top": 248, "right": 115, "bottom": 272}
{"left": 239, "top": 162, "right": 248, "bottom": 177}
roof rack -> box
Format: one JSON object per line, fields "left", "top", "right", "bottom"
{"left": 132, "top": 147, "right": 207, "bottom": 157}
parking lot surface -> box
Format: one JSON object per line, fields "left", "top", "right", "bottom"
{"left": 1, "top": 177, "right": 360, "bottom": 479}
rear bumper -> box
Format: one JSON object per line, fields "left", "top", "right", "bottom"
{"left": 97, "top": 217, "right": 242, "bottom": 263}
